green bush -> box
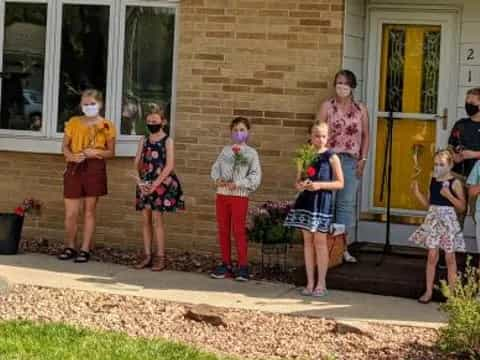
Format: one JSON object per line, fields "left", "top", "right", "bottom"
{"left": 438, "top": 259, "right": 480, "bottom": 358}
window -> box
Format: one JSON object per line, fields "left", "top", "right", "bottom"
{"left": 120, "top": 6, "right": 175, "bottom": 136}
{"left": 0, "top": 2, "right": 47, "bottom": 133}
{"left": 0, "top": 0, "right": 178, "bottom": 155}
{"left": 57, "top": 4, "right": 110, "bottom": 133}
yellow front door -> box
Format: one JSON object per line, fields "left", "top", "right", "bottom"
{"left": 373, "top": 24, "right": 442, "bottom": 211}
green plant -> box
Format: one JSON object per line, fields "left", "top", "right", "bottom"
{"left": 438, "top": 258, "right": 480, "bottom": 358}
{"left": 294, "top": 144, "right": 317, "bottom": 180}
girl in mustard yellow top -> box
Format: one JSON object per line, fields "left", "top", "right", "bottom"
{"left": 58, "top": 89, "right": 116, "bottom": 263}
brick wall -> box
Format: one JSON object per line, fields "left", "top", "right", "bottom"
{"left": 0, "top": 0, "right": 345, "bottom": 264}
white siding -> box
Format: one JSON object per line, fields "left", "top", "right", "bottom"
{"left": 343, "top": 0, "right": 367, "bottom": 101}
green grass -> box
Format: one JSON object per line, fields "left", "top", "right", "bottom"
{"left": 0, "top": 321, "right": 235, "bottom": 360}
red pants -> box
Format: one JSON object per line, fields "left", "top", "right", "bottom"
{"left": 215, "top": 194, "right": 249, "bottom": 266}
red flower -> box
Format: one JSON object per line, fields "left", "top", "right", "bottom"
{"left": 14, "top": 207, "right": 25, "bottom": 217}
{"left": 452, "top": 129, "right": 460, "bottom": 139}
{"left": 306, "top": 166, "right": 316, "bottom": 177}
{"left": 232, "top": 145, "right": 241, "bottom": 155}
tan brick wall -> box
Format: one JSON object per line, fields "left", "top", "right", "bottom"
{"left": 0, "top": 0, "right": 344, "bottom": 265}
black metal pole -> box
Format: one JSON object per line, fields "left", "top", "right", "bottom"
{"left": 377, "top": 109, "right": 394, "bottom": 265}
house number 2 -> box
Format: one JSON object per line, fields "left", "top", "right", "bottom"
{"left": 467, "top": 48, "right": 475, "bottom": 61}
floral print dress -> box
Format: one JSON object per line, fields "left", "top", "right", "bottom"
{"left": 136, "top": 136, "right": 185, "bottom": 212}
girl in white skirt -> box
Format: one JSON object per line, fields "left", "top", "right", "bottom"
{"left": 410, "top": 149, "right": 466, "bottom": 304}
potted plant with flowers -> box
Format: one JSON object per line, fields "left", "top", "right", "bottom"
{"left": 0, "top": 198, "right": 42, "bottom": 254}
{"left": 247, "top": 200, "right": 299, "bottom": 272}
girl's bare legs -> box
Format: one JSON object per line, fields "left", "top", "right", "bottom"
{"left": 302, "top": 230, "right": 315, "bottom": 292}
{"left": 135, "top": 209, "right": 153, "bottom": 269}
{"left": 152, "top": 211, "right": 166, "bottom": 271}
{"left": 445, "top": 251, "right": 457, "bottom": 290}
{"left": 80, "top": 197, "right": 98, "bottom": 252}
{"left": 64, "top": 198, "right": 81, "bottom": 248}
{"left": 142, "top": 209, "right": 153, "bottom": 255}
{"left": 420, "top": 248, "right": 439, "bottom": 302}
{"left": 313, "top": 232, "right": 329, "bottom": 291}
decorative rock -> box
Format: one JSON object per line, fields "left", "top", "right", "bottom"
{"left": 183, "top": 304, "right": 227, "bottom": 327}
{"left": 334, "top": 321, "right": 373, "bottom": 338}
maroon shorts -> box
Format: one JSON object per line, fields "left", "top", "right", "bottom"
{"left": 64, "top": 159, "right": 108, "bottom": 199}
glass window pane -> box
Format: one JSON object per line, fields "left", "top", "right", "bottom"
{"left": 121, "top": 6, "right": 175, "bottom": 136}
{"left": 1, "top": 3, "right": 47, "bottom": 131}
{"left": 57, "top": 4, "right": 110, "bottom": 132}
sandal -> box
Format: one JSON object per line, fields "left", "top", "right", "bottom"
{"left": 151, "top": 255, "right": 166, "bottom": 272}
{"left": 74, "top": 250, "right": 90, "bottom": 263}
{"left": 417, "top": 295, "right": 432, "bottom": 304}
{"left": 58, "top": 247, "right": 77, "bottom": 260}
{"left": 134, "top": 254, "right": 152, "bottom": 270}
{"left": 300, "top": 287, "right": 313, "bottom": 296}
{"left": 312, "top": 288, "right": 329, "bottom": 297}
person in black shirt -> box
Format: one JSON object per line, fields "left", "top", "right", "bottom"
{"left": 448, "top": 88, "right": 480, "bottom": 229}
{"left": 448, "top": 88, "right": 480, "bottom": 179}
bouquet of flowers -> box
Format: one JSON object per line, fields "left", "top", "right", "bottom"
{"left": 294, "top": 144, "right": 317, "bottom": 180}
{"left": 247, "top": 201, "right": 298, "bottom": 244}
{"left": 14, "top": 198, "right": 42, "bottom": 217}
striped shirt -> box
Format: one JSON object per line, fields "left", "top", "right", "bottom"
{"left": 211, "top": 144, "right": 262, "bottom": 197}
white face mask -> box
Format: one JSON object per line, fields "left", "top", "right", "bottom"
{"left": 335, "top": 84, "right": 352, "bottom": 98}
{"left": 82, "top": 104, "right": 99, "bottom": 118}
{"left": 433, "top": 165, "right": 450, "bottom": 179}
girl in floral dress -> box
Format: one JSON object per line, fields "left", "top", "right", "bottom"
{"left": 284, "top": 123, "right": 344, "bottom": 297}
{"left": 410, "top": 149, "right": 466, "bottom": 303}
{"left": 133, "top": 104, "right": 184, "bottom": 271}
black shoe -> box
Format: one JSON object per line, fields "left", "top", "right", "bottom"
{"left": 210, "top": 263, "right": 233, "bottom": 279}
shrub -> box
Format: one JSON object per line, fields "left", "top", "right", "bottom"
{"left": 438, "top": 259, "right": 480, "bottom": 358}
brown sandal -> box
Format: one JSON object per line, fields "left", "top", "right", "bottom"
{"left": 151, "top": 255, "right": 166, "bottom": 272}
{"left": 134, "top": 254, "right": 152, "bottom": 269}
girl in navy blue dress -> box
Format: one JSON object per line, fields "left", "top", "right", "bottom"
{"left": 133, "top": 104, "right": 184, "bottom": 271}
{"left": 284, "top": 123, "right": 344, "bottom": 297}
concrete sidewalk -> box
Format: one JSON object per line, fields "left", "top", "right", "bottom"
{"left": 0, "top": 253, "right": 446, "bottom": 328}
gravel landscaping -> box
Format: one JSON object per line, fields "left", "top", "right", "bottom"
{"left": 0, "top": 284, "right": 454, "bottom": 360}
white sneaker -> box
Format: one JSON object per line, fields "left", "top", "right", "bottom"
{"left": 343, "top": 251, "right": 357, "bottom": 263}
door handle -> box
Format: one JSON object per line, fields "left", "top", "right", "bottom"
{"left": 434, "top": 108, "right": 448, "bottom": 130}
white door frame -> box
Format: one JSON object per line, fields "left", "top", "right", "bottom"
{"left": 362, "top": 7, "right": 460, "bottom": 216}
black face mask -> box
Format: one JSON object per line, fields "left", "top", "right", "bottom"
{"left": 465, "top": 102, "right": 480, "bottom": 117}
{"left": 147, "top": 124, "right": 162, "bottom": 133}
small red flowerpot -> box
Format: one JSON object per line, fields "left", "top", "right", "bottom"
{"left": 0, "top": 213, "right": 24, "bottom": 255}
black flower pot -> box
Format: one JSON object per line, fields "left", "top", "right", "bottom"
{"left": 0, "top": 213, "right": 24, "bottom": 255}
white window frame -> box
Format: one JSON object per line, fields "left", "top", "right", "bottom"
{"left": 0, "top": 0, "right": 179, "bottom": 156}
